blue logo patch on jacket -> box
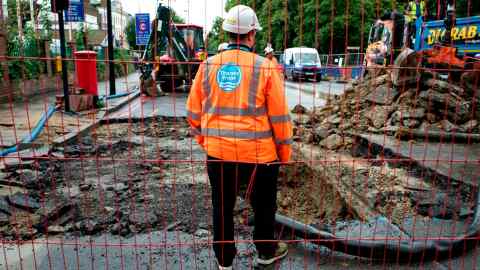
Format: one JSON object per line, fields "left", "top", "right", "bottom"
{"left": 216, "top": 63, "right": 242, "bottom": 92}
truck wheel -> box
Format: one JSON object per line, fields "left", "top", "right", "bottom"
{"left": 160, "top": 78, "right": 182, "bottom": 93}
{"left": 291, "top": 74, "right": 297, "bottom": 82}
{"left": 140, "top": 78, "right": 147, "bottom": 94}
{"left": 140, "top": 76, "right": 158, "bottom": 96}
{"left": 160, "top": 80, "right": 174, "bottom": 93}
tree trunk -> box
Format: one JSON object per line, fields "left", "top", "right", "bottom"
{"left": 44, "top": 40, "right": 52, "bottom": 77}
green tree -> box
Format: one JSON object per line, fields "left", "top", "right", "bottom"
{"left": 125, "top": 17, "right": 136, "bottom": 50}
{"left": 171, "top": 10, "right": 186, "bottom": 23}
{"left": 38, "top": 1, "right": 53, "bottom": 40}
{"left": 209, "top": 0, "right": 404, "bottom": 54}
{"left": 74, "top": 24, "right": 94, "bottom": 51}
{"left": 6, "top": 0, "right": 44, "bottom": 80}
{"left": 206, "top": 17, "right": 227, "bottom": 52}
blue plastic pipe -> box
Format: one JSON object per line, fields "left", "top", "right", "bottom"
{"left": 0, "top": 105, "right": 56, "bottom": 157}
{"left": 101, "top": 90, "right": 138, "bottom": 100}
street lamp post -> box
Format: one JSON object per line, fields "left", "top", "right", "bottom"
{"left": 51, "top": 0, "right": 70, "bottom": 111}
{"left": 58, "top": 11, "right": 70, "bottom": 112}
{"left": 106, "top": 0, "right": 116, "bottom": 95}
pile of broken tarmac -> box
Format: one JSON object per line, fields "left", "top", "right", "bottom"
{"left": 0, "top": 117, "right": 304, "bottom": 242}
{"left": 0, "top": 117, "right": 215, "bottom": 240}
{"left": 289, "top": 68, "right": 479, "bottom": 227}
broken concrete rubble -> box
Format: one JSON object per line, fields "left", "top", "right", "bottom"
{"left": 0, "top": 197, "right": 12, "bottom": 215}
{"left": 460, "top": 120, "right": 478, "bottom": 132}
{"left": 0, "top": 212, "right": 9, "bottom": 226}
{"left": 366, "top": 106, "right": 395, "bottom": 129}
{"left": 290, "top": 65, "right": 479, "bottom": 228}
{"left": 438, "top": 119, "right": 459, "bottom": 132}
{"left": 320, "top": 134, "right": 346, "bottom": 150}
{"left": 366, "top": 85, "right": 399, "bottom": 105}
{"left": 7, "top": 193, "right": 40, "bottom": 212}
{"left": 293, "top": 66, "right": 479, "bottom": 146}
{"left": 291, "top": 104, "right": 308, "bottom": 114}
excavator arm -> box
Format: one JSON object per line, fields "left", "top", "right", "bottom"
{"left": 142, "top": 4, "right": 188, "bottom": 64}
{"left": 139, "top": 4, "right": 194, "bottom": 94}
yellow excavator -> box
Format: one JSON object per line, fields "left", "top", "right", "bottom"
{"left": 364, "top": 2, "right": 480, "bottom": 80}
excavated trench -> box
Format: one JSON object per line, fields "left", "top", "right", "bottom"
{"left": 0, "top": 117, "right": 475, "bottom": 262}
{"left": 0, "top": 117, "right": 351, "bottom": 240}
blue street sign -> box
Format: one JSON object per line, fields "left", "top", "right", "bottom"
{"left": 64, "top": 0, "right": 84, "bottom": 22}
{"left": 136, "top": 13, "right": 150, "bottom": 46}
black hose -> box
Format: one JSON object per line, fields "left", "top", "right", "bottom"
{"left": 275, "top": 189, "right": 480, "bottom": 262}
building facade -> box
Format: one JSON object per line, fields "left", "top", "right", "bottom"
{"left": 40, "top": 0, "right": 132, "bottom": 50}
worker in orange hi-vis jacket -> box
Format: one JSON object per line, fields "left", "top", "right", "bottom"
{"left": 264, "top": 45, "right": 279, "bottom": 66}
{"left": 186, "top": 5, "right": 292, "bottom": 270}
{"left": 265, "top": 45, "right": 284, "bottom": 74}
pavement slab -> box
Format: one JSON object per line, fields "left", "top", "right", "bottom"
{"left": 0, "top": 73, "right": 140, "bottom": 149}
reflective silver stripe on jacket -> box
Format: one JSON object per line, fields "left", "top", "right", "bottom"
{"left": 269, "top": 114, "right": 291, "bottom": 123}
{"left": 202, "top": 57, "right": 213, "bottom": 98}
{"left": 275, "top": 138, "right": 293, "bottom": 145}
{"left": 206, "top": 106, "right": 267, "bottom": 116}
{"left": 190, "top": 127, "right": 202, "bottom": 136}
{"left": 247, "top": 57, "right": 265, "bottom": 111}
{"left": 201, "top": 128, "right": 272, "bottom": 139}
{"left": 187, "top": 110, "right": 201, "bottom": 121}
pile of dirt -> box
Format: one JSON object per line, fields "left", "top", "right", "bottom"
{"left": 292, "top": 69, "right": 480, "bottom": 149}
{"left": 277, "top": 162, "right": 352, "bottom": 225}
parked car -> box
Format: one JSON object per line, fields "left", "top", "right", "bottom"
{"left": 282, "top": 47, "right": 322, "bottom": 82}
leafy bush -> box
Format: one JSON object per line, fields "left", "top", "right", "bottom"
{"left": 96, "top": 48, "right": 135, "bottom": 81}
{"left": 7, "top": 27, "right": 44, "bottom": 81}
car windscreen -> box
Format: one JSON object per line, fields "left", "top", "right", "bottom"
{"left": 294, "top": 52, "right": 320, "bottom": 65}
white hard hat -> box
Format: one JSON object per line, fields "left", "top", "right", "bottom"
{"left": 264, "top": 46, "right": 274, "bottom": 54}
{"left": 222, "top": 5, "right": 262, "bottom": 34}
{"left": 218, "top": 43, "right": 229, "bottom": 52}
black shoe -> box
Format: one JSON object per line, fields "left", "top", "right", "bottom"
{"left": 256, "top": 242, "right": 288, "bottom": 266}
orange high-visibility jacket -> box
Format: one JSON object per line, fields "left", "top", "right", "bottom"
{"left": 186, "top": 48, "right": 292, "bottom": 163}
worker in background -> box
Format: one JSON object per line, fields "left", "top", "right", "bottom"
{"left": 405, "top": 0, "right": 425, "bottom": 22}
{"left": 185, "top": 31, "right": 196, "bottom": 58}
{"left": 404, "top": 0, "right": 426, "bottom": 48}
{"left": 264, "top": 45, "right": 278, "bottom": 65}
{"left": 186, "top": 4, "right": 292, "bottom": 270}
{"left": 218, "top": 42, "right": 229, "bottom": 53}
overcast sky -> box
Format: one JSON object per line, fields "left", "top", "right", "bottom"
{"left": 120, "top": 0, "right": 226, "bottom": 34}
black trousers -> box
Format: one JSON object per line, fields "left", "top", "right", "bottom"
{"left": 207, "top": 156, "right": 280, "bottom": 267}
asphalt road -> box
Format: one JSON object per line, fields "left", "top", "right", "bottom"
{"left": 2, "top": 231, "right": 478, "bottom": 269}
{"left": 284, "top": 79, "right": 349, "bottom": 109}
{"left": 106, "top": 79, "right": 348, "bottom": 121}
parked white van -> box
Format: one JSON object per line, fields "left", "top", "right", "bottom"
{"left": 280, "top": 47, "right": 322, "bottom": 82}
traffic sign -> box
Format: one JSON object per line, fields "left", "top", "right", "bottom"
{"left": 136, "top": 13, "right": 150, "bottom": 46}
{"left": 64, "top": 0, "right": 84, "bottom": 22}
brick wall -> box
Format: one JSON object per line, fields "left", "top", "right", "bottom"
{"left": 0, "top": 75, "right": 60, "bottom": 103}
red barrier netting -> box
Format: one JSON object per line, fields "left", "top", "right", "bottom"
{"left": 0, "top": 0, "right": 479, "bottom": 269}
